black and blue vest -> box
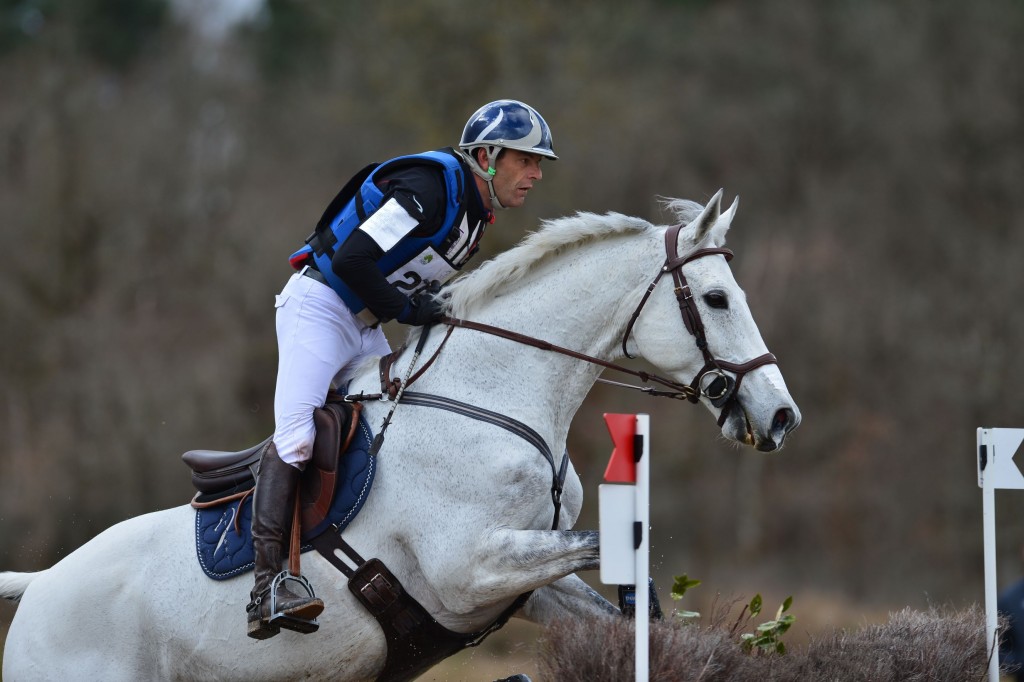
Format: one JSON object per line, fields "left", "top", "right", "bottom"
{"left": 289, "top": 149, "right": 484, "bottom": 320}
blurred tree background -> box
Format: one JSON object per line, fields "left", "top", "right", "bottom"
{"left": 2, "top": 0, "right": 1024, "bottom": 674}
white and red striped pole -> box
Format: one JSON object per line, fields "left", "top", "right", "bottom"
{"left": 599, "top": 413, "right": 650, "bottom": 682}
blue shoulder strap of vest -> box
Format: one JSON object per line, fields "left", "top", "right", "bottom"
{"left": 356, "top": 150, "right": 464, "bottom": 221}
{"left": 295, "top": 149, "right": 465, "bottom": 266}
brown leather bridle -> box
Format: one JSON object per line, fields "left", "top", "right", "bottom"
{"left": 374, "top": 223, "right": 779, "bottom": 429}
{"left": 620, "top": 223, "right": 778, "bottom": 426}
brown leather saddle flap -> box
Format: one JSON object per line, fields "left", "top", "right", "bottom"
{"left": 299, "top": 398, "right": 362, "bottom": 532}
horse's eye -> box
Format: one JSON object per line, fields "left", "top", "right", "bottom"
{"left": 703, "top": 291, "right": 728, "bottom": 309}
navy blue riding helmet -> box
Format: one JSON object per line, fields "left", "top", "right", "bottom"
{"left": 457, "top": 100, "right": 557, "bottom": 209}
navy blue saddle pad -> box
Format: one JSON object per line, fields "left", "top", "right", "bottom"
{"left": 194, "top": 414, "right": 375, "bottom": 580}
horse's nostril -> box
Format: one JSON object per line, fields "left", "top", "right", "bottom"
{"left": 773, "top": 408, "right": 794, "bottom": 433}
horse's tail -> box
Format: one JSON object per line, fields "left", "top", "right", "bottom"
{"left": 0, "top": 570, "right": 41, "bottom": 603}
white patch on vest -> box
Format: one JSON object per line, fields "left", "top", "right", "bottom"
{"left": 444, "top": 215, "right": 486, "bottom": 267}
{"left": 386, "top": 247, "right": 458, "bottom": 294}
{"left": 358, "top": 198, "right": 419, "bottom": 252}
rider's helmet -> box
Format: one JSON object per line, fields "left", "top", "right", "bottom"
{"left": 457, "top": 100, "right": 557, "bottom": 209}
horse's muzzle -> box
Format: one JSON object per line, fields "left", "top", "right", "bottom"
{"left": 756, "top": 407, "right": 800, "bottom": 452}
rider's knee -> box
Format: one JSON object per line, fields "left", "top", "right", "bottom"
{"left": 273, "top": 430, "right": 314, "bottom": 467}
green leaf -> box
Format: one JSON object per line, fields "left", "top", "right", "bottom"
{"left": 748, "top": 593, "right": 763, "bottom": 617}
{"left": 676, "top": 609, "right": 701, "bottom": 620}
{"left": 781, "top": 596, "right": 793, "bottom": 612}
{"left": 670, "top": 574, "right": 702, "bottom": 600}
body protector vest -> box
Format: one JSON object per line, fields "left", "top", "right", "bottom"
{"left": 289, "top": 149, "right": 483, "bottom": 322}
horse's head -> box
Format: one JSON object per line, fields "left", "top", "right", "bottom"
{"left": 626, "top": 190, "right": 801, "bottom": 451}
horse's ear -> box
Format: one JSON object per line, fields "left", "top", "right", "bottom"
{"left": 687, "top": 189, "right": 723, "bottom": 243}
{"left": 712, "top": 195, "right": 739, "bottom": 245}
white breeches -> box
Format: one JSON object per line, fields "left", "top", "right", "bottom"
{"left": 272, "top": 270, "right": 391, "bottom": 467}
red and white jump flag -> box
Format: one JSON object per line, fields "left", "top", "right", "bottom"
{"left": 600, "top": 413, "right": 650, "bottom": 682}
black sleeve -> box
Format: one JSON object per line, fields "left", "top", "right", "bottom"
{"left": 328, "top": 164, "right": 448, "bottom": 321}
{"left": 331, "top": 229, "right": 409, "bottom": 321}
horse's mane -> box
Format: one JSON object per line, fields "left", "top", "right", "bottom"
{"left": 446, "top": 197, "right": 706, "bottom": 315}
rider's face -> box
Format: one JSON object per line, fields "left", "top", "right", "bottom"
{"left": 479, "top": 149, "right": 544, "bottom": 209}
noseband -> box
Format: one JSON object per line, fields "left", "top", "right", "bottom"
{"left": 621, "top": 223, "right": 778, "bottom": 426}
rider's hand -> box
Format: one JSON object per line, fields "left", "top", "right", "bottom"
{"left": 397, "top": 283, "right": 445, "bottom": 326}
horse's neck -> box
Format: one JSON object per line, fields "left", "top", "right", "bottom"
{"left": 432, "top": 233, "right": 657, "bottom": 431}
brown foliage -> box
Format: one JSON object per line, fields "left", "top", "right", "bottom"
{"left": 539, "top": 607, "right": 992, "bottom": 682}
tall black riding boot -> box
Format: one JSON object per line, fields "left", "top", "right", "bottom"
{"left": 246, "top": 445, "right": 325, "bottom": 640}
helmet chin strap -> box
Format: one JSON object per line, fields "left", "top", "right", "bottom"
{"left": 460, "top": 146, "right": 507, "bottom": 211}
{"left": 484, "top": 169, "right": 505, "bottom": 211}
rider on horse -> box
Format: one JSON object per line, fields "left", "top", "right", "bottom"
{"left": 247, "top": 100, "right": 558, "bottom": 639}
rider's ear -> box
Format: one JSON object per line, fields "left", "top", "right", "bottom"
{"left": 475, "top": 148, "right": 490, "bottom": 173}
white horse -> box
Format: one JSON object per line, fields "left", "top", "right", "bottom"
{"left": 1, "top": 191, "right": 800, "bottom": 681}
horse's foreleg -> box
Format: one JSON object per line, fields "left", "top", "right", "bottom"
{"left": 432, "top": 529, "right": 599, "bottom": 616}
{"left": 519, "top": 574, "right": 619, "bottom": 627}
{"left": 489, "top": 528, "right": 600, "bottom": 580}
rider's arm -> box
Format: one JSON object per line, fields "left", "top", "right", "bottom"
{"left": 331, "top": 167, "right": 445, "bottom": 322}
{"left": 332, "top": 220, "right": 408, "bottom": 320}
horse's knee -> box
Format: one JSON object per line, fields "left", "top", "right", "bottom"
{"left": 431, "top": 569, "right": 512, "bottom": 616}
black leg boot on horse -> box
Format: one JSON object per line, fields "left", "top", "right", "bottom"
{"left": 246, "top": 445, "right": 325, "bottom": 640}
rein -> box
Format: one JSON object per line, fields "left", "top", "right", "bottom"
{"left": 441, "top": 316, "right": 700, "bottom": 401}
